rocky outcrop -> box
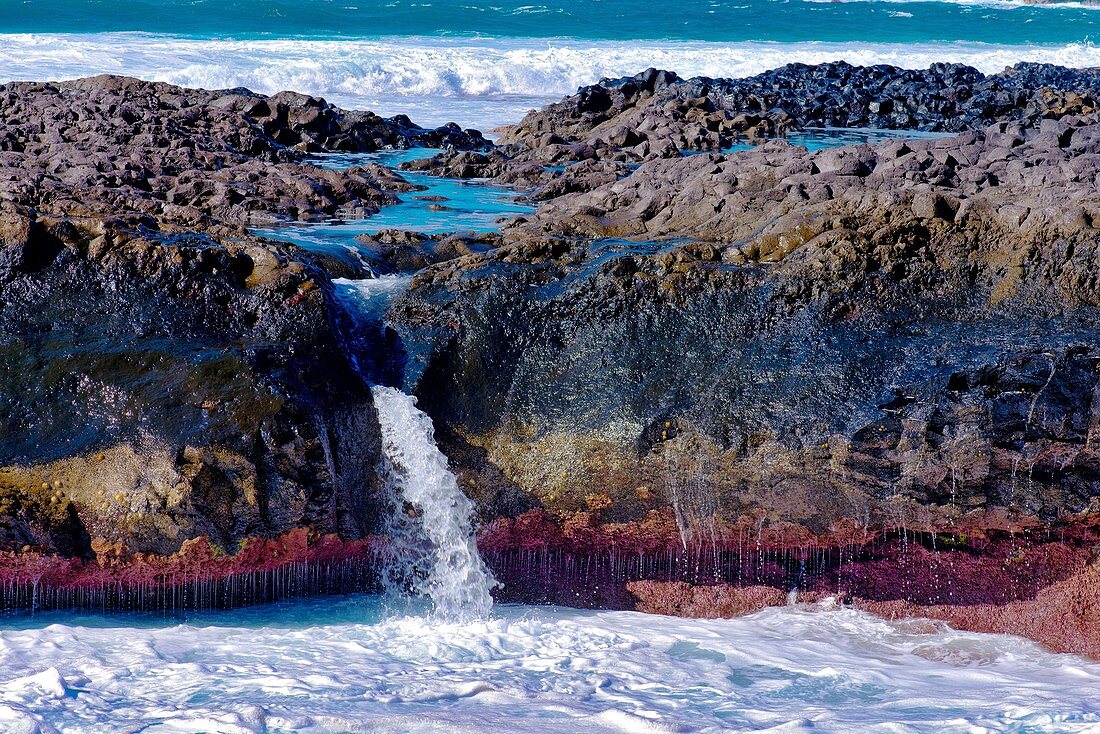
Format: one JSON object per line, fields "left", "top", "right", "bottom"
{"left": 0, "top": 75, "right": 488, "bottom": 227}
{"left": 385, "top": 92, "right": 1100, "bottom": 654}
{"left": 0, "top": 74, "right": 500, "bottom": 564}
{"left": 4, "top": 68, "right": 1100, "bottom": 656}
{"left": 0, "top": 207, "right": 383, "bottom": 557}
{"left": 405, "top": 62, "right": 1100, "bottom": 200}
{"left": 502, "top": 62, "right": 1100, "bottom": 157}
{"left": 517, "top": 113, "right": 1100, "bottom": 243}
{"left": 354, "top": 230, "right": 502, "bottom": 273}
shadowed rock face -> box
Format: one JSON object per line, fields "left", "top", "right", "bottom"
{"left": 0, "top": 208, "right": 383, "bottom": 556}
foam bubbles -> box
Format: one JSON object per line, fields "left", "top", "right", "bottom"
{"left": 0, "top": 599, "right": 1099, "bottom": 732}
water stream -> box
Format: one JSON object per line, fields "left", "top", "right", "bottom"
{"left": 298, "top": 153, "right": 522, "bottom": 618}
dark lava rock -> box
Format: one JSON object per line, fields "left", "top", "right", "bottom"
{"left": 0, "top": 75, "right": 490, "bottom": 228}
{"left": 413, "top": 62, "right": 1100, "bottom": 202}
{"left": 390, "top": 109, "right": 1100, "bottom": 537}
{"left": 504, "top": 62, "right": 1100, "bottom": 154}
{"left": 0, "top": 207, "right": 382, "bottom": 556}
{"left": 517, "top": 113, "right": 1100, "bottom": 244}
{"left": 8, "top": 69, "right": 1100, "bottom": 639}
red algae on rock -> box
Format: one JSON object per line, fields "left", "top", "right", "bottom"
{"left": 0, "top": 528, "right": 378, "bottom": 612}
{"left": 628, "top": 582, "right": 789, "bottom": 617}
{"left": 628, "top": 573, "right": 1100, "bottom": 659}
{"left": 480, "top": 509, "right": 1100, "bottom": 658}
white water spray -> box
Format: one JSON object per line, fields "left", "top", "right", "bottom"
{"left": 372, "top": 385, "right": 497, "bottom": 619}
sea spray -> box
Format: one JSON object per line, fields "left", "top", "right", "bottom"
{"left": 2, "top": 598, "right": 1098, "bottom": 731}
{"left": 372, "top": 385, "right": 497, "bottom": 618}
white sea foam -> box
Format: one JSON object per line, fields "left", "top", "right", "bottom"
{"left": 0, "top": 599, "right": 1098, "bottom": 732}
{"left": 2, "top": 33, "right": 1100, "bottom": 128}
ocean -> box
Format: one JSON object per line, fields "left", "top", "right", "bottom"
{"left": 3, "top": 0, "right": 1100, "bottom": 129}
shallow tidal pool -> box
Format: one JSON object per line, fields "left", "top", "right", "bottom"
{"left": 254, "top": 148, "right": 534, "bottom": 261}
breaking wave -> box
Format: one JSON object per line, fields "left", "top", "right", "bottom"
{"left": 2, "top": 33, "right": 1099, "bottom": 128}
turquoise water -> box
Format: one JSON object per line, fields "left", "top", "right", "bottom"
{"left": 6, "top": 0, "right": 1100, "bottom": 44}
{"left": 727, "top": 127, "right": 950, "bottom": 152}
{"left": 256, "top": 149, "right": 533, "bottom": 258}
{"left": 0, "top": 593, "right": 394, "bottom": 630}
{"left": 263, "top": 129, "right": 945, "bottom": 257}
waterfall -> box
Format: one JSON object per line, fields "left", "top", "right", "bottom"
{"left": 334, "top": 276, "right": 496, "bottom": 618}
{"left": 371, "top": 385, "right": 497, "bottom": 619}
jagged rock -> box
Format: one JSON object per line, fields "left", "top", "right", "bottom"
{"left": 0, "top": 75, "right": 489, "bottom": 228}
{"left": 4, "top": 69, "right": 1100, "bottom": 653}
{"left": 503, "top": 62, "right": 1100, "bottom": 155}
{"left": 514, "top": 113, "right": 1100, "bottom": 244}
{"left": 354, "top": 230, "right": 502, "bottom": 272}
{"left": 411, "top": 62, "right": 1100, "bottom": 203}
{"left": 391, "top": 110, "right": 1100, "bottom": 539}
{"left": 0, "top": 208, "right": 382, "bottom": 555}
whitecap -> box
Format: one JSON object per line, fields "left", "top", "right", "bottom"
{"left": 2, "top": 33, "right": 1099, "bottom": 129}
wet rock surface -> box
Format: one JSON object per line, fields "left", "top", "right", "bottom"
{"left": 354, "top": 230, "right": 502, "bottom": 273}
{"left": 624, "top": 533, "right": 1100, "bottom": 659}
{"left": 383, "top": 69, "right": 1100, "bottom": 653}
{"left": 0, "top": 208, "right": 383, "bottom": 556}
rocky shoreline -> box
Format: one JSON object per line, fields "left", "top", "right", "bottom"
{"left": 0, "top": 529, "right": 376, "bottom": 612}
{"left": 2, "top": 64, "right": 1100, "bottom": 657}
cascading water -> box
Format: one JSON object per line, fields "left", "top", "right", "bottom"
{"left": 372, "top": 385, "right": 497, "bottom": 619}
{"left": 334, "top": 275, "right": 496, "bottom": 619}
